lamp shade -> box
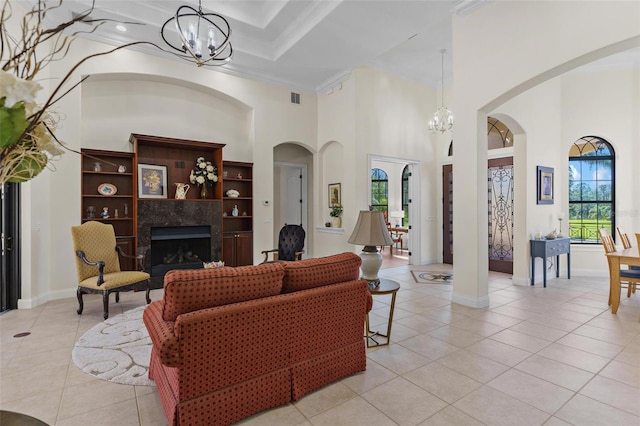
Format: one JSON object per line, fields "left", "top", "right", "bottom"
{"left": 348, "top": 210, "right": 394, "bottom": 247}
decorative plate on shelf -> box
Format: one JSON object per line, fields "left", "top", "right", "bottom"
{"left": 98, "top": 183, "right": 117, "bottom": 196}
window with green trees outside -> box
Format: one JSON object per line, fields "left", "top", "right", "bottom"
{"left": 371, "top": 168, "right": 388, "bottom": 219}
{"left": 568, "top": 136, "right": 615, "bottom": 244}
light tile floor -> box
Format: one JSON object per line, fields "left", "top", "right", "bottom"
{"left": 1, "top": 265, "right": 639, "bottom": 425}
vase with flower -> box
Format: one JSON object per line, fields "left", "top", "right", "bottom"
{"left": 189, "top": 157, "right": 218, "bottom": 199}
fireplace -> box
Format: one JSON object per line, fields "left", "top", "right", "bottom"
{"left": 138, "top": 199, "right": 223, "bottom": 288}
{"left": 150, "top": 226, "right": 211, "bottom": 277}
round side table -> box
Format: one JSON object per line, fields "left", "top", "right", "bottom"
{"left": 0, "top": 410, "right": 49, "bottom": 426}
{"left": 366, "top": 278, "right": 400, "bottom": 348}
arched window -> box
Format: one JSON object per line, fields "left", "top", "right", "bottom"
{"left": 569, "top": 136, "right": 615, "bottom": 244}
{"left": 370, "top": 168, "right": 388, "bottom": 220}
{"left": 487, "top": 117, "right": 513, "bottom": 149}
{"left": 401, "top": 165, "right": 410, "bottom": 226}
{"left": 447, "top": 117, "right": 513, "bottom": 156}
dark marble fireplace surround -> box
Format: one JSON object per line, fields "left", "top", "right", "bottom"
{"left": 138, "top": 200, "right": 222, "bottom": 288}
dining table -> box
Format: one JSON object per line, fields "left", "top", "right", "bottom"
{"left": 606, "top": 246, "right": 640, "bottom": 314}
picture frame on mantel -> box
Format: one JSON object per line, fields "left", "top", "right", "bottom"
{"left": 329, "top": 183, "right": 341, "bottom": 207}
{"left": 537, "top": 166, "right": 554, "bottom": 204}
{"left": 138, "top": 164, "right": 168, "bottom": 199}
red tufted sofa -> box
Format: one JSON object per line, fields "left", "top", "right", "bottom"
{"left": 142, "top": 252, "right": 372, "bottom": 426}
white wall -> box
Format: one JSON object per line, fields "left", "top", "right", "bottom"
{"left": 15, "top": 1, "right": 640, "bottom": 309}
{"left": 560, "top": 67, "right": 640, "bottom": 274}
{"left": 450, "top": 0, "right": 640, "bottom": 307}
{"left": 19, "top": 36, "right": 318, "bottom": 307}
{"left": 354, "top": 68, "right": 437, "bottom": 264}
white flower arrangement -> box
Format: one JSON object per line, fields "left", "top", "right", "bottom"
{"left": 226, "top": 189, "right": 240, "bottom": 198}
{"left": 189, "top": 157, "right": 218, "bottom": 187}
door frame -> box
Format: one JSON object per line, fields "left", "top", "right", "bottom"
{"left": 273, "top": 161, "right": 309, "bottom": 253}
{"left": 442, "top": 155, "right": 514, "bottom": 273}
{"left": 443, "top": 164, "right": 453, "bottom": 264}
{"left": 1, "top": 183, "right": 21, "bottom": 312}
{"left": 368, "top": 154, "right": 420, "bottom": 265}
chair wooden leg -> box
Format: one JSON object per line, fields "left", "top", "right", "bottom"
{"left": 76, "top": 287, "right": 84, "bottom": 315}
{"left": 115, "top": 292, "right": 120, "bottom": 303}
{"left": 103, "top": 292, "right": 109, "bottom": 320}
{"left": 145, "top": 280, "right": 151, "bottom": 304}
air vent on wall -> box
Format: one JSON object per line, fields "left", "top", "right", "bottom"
{"left": 290, "top": 92, "right": 300, "bottom": 104}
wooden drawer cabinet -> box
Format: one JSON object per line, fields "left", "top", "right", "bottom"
{"left": 223, "top": 231, "right": 253, "bottom": 267}
{"left": 530, "top": 237, "right": 571, "bottom": 287}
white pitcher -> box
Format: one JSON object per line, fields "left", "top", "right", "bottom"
{"left": 174, "top": 183, "right": 190, "bottom": 199}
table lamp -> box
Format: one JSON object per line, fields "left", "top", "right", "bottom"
{"left": 348, "top": 209, "right": 393, "bottom": 287}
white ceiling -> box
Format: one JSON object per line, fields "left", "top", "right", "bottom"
{"left": 19, "top": 1, "right": 640, "bottom": 94}
{"left": 22, "top": 0, "right": 467, "bottom": 93}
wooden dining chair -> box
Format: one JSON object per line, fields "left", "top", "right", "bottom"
{"left": 617, "top": 226, "right": 632, "bottom": 249}
{"left": 379, "top": 223, "right": 402, "bottom": 255}
{"left": 598, "top": 228, "right": 640, "bottom": 302}
{"left": 617, "top": 227, "right": 640, "bottom": 275}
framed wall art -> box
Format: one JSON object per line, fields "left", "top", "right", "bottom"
{"left": 328, "top": 183, "right": 341, "bottom": 207}
{"left": 536, "top": 166, "right": 554, "bottom": 204}
{"left": 138, "top": 164, "right": 168, "bottom": 199}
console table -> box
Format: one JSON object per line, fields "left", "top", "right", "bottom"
{"left": 530, "top": 237, "right": 571, "bottom": 287}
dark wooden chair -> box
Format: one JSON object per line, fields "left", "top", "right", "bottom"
{"left": 261, "top": 224, "right": 305, "bottom": 263}
{"left": 71, "top": 221, "right": 151, "bottom": 319}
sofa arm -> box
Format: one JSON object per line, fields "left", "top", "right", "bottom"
{"left": 142, "top": 300, "right": 181, "bottom": 367}
{"left": 365, "top": 283, "right": 373, "bottom": 313}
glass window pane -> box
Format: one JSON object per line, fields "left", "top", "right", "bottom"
{"left": 596, "top": 183, "right": 612, "bottom": 201}
{"left": 581, "top": 182, "right": 597, "bottom": 201}
{"left": 595, "top": 159, "right": 611, "bottom": 180}
{"left": 597, "top": 204, "right": 612, "bottom": 222}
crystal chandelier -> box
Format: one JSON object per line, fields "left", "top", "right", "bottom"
{"left": 428, "top": 49, "right": 453, "bottom": 133}
{"left": 161, "top": 0, "right": 233, "bottom": 67}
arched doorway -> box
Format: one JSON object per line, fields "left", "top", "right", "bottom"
{"left": 273, "top": 143, "right": 312, "bottom": 256}
{"left": 369, "top": 155, "right": 421, "bottom": 266}
{"left": 443, "top": 117, "right": 515, "bottom": 273}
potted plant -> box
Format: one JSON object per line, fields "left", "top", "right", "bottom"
{"left": 330, "top": 205, "right": 343, "bottom": 228}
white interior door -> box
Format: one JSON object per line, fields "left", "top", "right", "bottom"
{"left": 274, "top": 163, "right": 308, "bottom": 250}
{"left": 284, "top": 166, "right": 302, "bottom": 225}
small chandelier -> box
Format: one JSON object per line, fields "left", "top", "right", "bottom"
{"left": 428, "top": 49, "right": 453, "bottom": 133}
{"left": 161, "top": 0, "right": 233, "bottom": 67}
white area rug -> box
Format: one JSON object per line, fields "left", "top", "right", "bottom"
{"left": 72, "top": 306, "right": 153, "bottom": 386}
